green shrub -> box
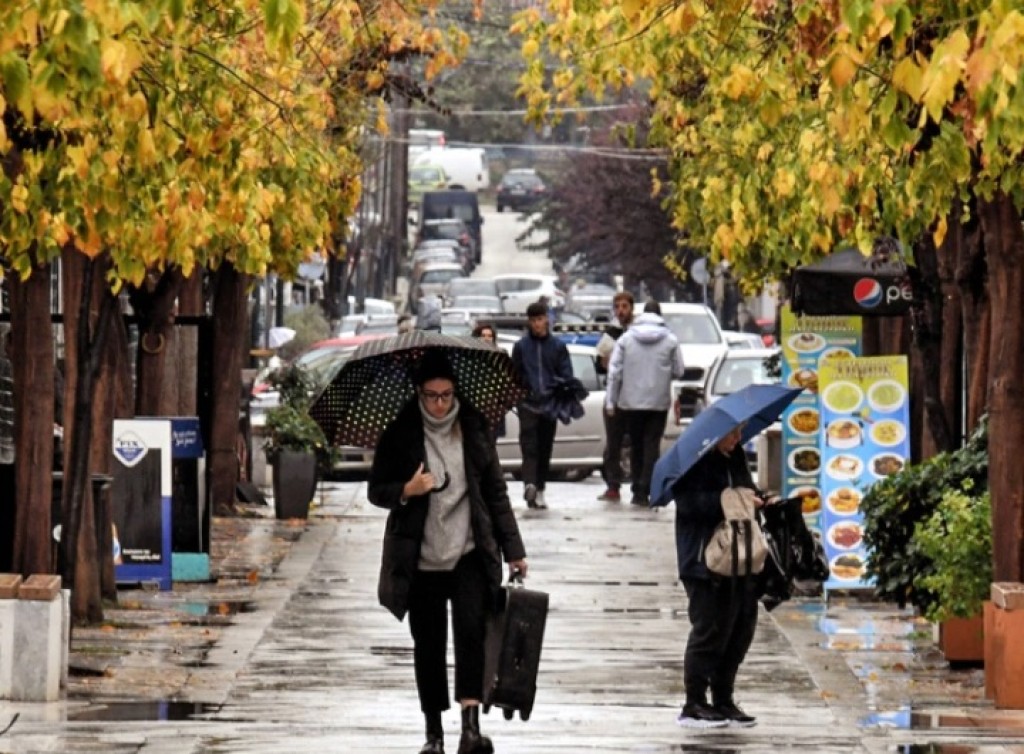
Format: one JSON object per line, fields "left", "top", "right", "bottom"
{"left": 262, "top": 362, "right": 331, "bottom": 468}
{"left": 280, "top": 305, "right": 331, "bottom": 360}
{"left": 915, "top": 484, "right": 992, "bottom": 622}
{"left": 860, "top": 416, "right": 988, "bottom": 616}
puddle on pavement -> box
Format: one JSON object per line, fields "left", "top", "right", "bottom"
{"left": 67, "top": 701, "right": 221, "bottom": 722}
{"left": 890, "top": 746, "right": 986, "bottom": 753}
{"left": 861, "top": 707, "right": 1024, "bottom": 736}
{"left": 177, "top": 600, "right": 256, "bottom": 618}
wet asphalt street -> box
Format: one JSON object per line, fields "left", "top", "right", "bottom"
{"left": 0, "top": 477, "right": 1021, "bottom": 753}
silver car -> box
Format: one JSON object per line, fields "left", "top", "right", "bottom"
{"left": 496, "top": 343, "right": 606, "bottom": 481}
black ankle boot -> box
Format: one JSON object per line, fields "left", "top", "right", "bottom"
{"left": 419, "top": 710, "right": 444, "bottom": 753}
{"left": 457, "top": 705, "right": 493, "bottom": 754}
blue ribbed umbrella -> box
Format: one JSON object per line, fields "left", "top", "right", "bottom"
{"left": 650, "top": 384, "right": 804, "bottom": 507}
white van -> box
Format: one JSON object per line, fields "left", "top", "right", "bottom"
{"left": 413, "top": 147, "right": 490, "bottom": 192}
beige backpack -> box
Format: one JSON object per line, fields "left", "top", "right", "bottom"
{"left": 704, "top": 487, "right": 768, "bottom": 577}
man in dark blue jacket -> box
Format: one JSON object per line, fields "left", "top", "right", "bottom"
{"left": 511, "top": 301, "right": 573, "bottom": 509}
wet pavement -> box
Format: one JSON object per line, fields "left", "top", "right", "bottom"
{"left": 0, "top": 477, "right": 1021, "bottom": 753}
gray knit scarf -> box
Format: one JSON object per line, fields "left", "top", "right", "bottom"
{"left": 418, "top": 397, "right": 474, "bottom": 570}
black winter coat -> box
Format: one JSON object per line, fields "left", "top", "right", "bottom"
{"left": 672, "top": 444, "right": 755, "bottom": 581}
{"left": 368, "top": 399, "right": 526, "bottom": 620}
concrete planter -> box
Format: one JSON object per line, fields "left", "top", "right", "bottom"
{"left": 271, "top": 450, "right": 317, "bottom": 520}
{"left": 939, "top": 611, "right": 985, "bottom": 664}
{"left": 984, "top": 587, "right": 1024, "bottom": 709}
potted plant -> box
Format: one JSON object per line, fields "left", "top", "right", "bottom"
{"left": 263, "top": 364, "right": 328, "bottom": 519}
{"left": 860, "top": 417, "right": 988, "bottom": 618}
{"left": 915, "top": 483, "right": 991, "bottom": 662}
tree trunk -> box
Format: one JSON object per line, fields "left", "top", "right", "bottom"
{"left": 910, "top": 234, "right": 954, "bottom": 456}
{"left": 175, "top": 272, "right": 203, "bottom": 416}
{"left": 61, "top": 250, "right": 117, "bottom": 623}
{"left": 209, "top": 262, "right": 249, "bottom": 514}
{"left": 9, "top": 265, "right": 55, "bottom": 576}
{"left": 89, "top": 306, "right": 133, "bottom": 601}
{"left": 936, "top": 219, "right": 964, "bottom": 450}
{"left": 978, "top": 193, "right": 1024, "bottom": 584}
{"left": 132, "top": 269, "right": 183, "bottom": 416}
{"left": 957, "top": 212, "right": 989, "bottom": 433}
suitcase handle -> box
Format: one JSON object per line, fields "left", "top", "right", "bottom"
{"left": 509, "top": 569, "right": 525, "bottom": 587}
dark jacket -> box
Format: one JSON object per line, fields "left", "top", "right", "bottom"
{"left": 511, "top": 332, "right": 573, "bottom": 414}
{"left": 672, "top": 444, "right": 755, "bottom": 581}
{"left": 368, "top": 399, "right": 526, "bottom": 620}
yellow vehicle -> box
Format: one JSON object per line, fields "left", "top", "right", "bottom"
{"left": 408, "top": 164, "right": 448, "bottom": 207}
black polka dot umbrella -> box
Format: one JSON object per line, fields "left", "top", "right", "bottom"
{"left": 309, "top": 331, "right": 527, "bottom": 449}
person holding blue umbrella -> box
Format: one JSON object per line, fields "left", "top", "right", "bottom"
{"left": 650, "top": 384, "right": 803, "bottom": 729}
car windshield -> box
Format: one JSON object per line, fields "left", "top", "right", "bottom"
{"left": 421, "top": 269, "right": 462, "bottom": 284}
{"left": 502, "top": 172, "right": 542, "bottom": 188}
{"left": 711, "top": 356, "right": 776, "bottom": 395}
{"left": 410, "top": 167, "right": 442, "bottom": 182}
{"left": 424, "top": 223, "right": 464, "bottom": 240}
{"left": 448, "top": 279, "right": 496, "bottom": 297}
{"left": 297, "top": 347, "right": 355, "bottom": 387}
{"left": 662, "top": 312, "right": 722, "bottom": 345}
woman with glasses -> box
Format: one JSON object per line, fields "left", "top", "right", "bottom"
{"left": 368, "top": 350, "right": 528, "bottom": 754}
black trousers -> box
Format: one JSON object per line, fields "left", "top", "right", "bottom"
{"left": 408, "top": 551, "right": 490, "bottom": 713}
{"left": 682, "top": 577, "right": 759, "bottom": 705}
{"left": 601, "top": 409, "right": 627, "bottom": 489}
{"left": 624, "top": 409, "right": 667, "bottom": 497}
{"left": 518, "top": 409, "right": 557, "bottom": 491}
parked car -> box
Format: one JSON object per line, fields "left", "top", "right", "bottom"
{"left": 723, "top": 330, "right": 767, "bottom": 349}
{"left": 566, "top": 283, "right": 616, "bottom": 321}
{"left": 418, "top": 190, "right": 483, "bottom": 263}
{"left": 496, "top": 168, "right": 547, "bottom": 213}
{"left": 448, "top": 295, "right": 503, "bottom": 315}
{"left": 412, "top": 244, "right": 466, "bottom": 278}
{"left": 658, "top": 302, "right": 729, "bottom": 387}
{"left": 446, "top": 276, "right": 498, "bottom": 300}
{"left": 409, "top": 262, "right": 465, "bottom": 311}
{"left": 680, "top": 347, "right": 782, "bottom": 472}
{"left": 408, "top": 164, "right": 448, "bottom": 207}
{"left": 418, "top": 218, "right": 476, "bottom": 269}
{"left": 496, "top": 343, "right": 606, "bottom": 481}
{"left": 493, "top": 273, "right": 566, "bottom": 314}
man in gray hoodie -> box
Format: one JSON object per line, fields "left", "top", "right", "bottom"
{"left": 605, "top": 301, "right": 685, "bottom": 505}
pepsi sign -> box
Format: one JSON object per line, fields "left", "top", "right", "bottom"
{"left": 852, "top": 277, "right": 913, "bottom": 310}
{"left": 792, "top": 249, "right": 914, "bottom": 317}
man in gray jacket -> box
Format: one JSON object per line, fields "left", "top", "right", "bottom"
{"left": 605, "top": 301, "right": 684, "bottom": 505}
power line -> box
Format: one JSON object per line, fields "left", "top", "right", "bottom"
{"left": 393, "top": 103, "right": 641, "bottom": 116}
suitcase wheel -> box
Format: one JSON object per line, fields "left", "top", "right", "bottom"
{"left": 483, "top": 704, "right": 491, "bottom": 714}
{"left": 520, "top": 708, "right": 531, "bottom": 722}
{"left": 502, "top": 708, "right": 514, "bottom": 721}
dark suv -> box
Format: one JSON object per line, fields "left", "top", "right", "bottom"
{"left": 496, "top": 169, "right": 546, "bottom": 213}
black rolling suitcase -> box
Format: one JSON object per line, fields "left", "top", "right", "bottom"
{"left": 482, "top": 575, "right": 548, "bottom": 721}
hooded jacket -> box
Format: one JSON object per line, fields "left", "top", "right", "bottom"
{"left": 605, "top": 312, "right": 684, "bottom": 411}
{"left": 511, "top": 330, "right": 573, "bottom": 414}
{"left": 368, "top": 400, "right": 526, "bottom": 620}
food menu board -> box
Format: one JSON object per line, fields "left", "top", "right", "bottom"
{"left": 817, "top": 356, "right": 910, "bottom": 590}
{"left": 778, "top": 306, "right": 862, "bottom": 533}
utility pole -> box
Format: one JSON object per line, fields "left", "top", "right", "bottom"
{"left": 387, "top": 68, "right": 410, "bottom": 302}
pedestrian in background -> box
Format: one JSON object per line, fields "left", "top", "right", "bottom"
{"left": 671, "top": 424, "right": 762, "bottom": 729}
{"left": 595, "top": 291, "right": 634, "bottom": 502}
{"left": 605, "top": 300, "right": 683, "bottom": 506}
{"left": 471, "top": 322, "right": 496, "bottom": 344}
{"left": 368, "top": 350, "right": 528, "bottom": 754}
{"left": 511, "top": 300, "right": 573, "bottom": 509}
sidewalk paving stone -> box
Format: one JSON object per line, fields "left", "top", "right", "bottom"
{"left": 0, "top": 477, "right": 1018, "bottom": 753}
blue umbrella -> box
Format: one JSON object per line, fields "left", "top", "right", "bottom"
{"left": 650, "top": 384, "right": 804, "bottom": 507}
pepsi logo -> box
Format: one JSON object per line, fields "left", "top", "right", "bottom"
{"left": 853, "top": 278, "right": 883, "bottom": 308}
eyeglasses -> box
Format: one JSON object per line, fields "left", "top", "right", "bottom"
{"left": 421, "top": 389, "right": 455, "bottom": 403}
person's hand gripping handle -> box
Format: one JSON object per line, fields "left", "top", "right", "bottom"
{"left": 402, "top": 462, "right": 436, "bottom": 499}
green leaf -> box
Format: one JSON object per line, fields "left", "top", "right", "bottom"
{"left": 0, "top": 53, "right": 32, "bottom": 119}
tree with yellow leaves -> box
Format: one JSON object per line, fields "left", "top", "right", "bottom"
{"left": 0, "top": 0, "right": 469, "bottom": 622}
{"left": 516, "top": 0, "right": 1024, "bottom": 584}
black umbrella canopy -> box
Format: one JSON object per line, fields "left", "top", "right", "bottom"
{"left": 309, "top": 331, "right": 527, "bottom": 449}
{"left": 791, "top": 248, "right": 913, "bottom": 317}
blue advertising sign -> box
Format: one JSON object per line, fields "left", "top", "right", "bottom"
{"left": 818, "top": 356, "right": 910, "bottom": 590}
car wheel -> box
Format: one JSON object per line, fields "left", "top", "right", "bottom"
{"left": 561, "top": 467, "right": 593, "bottom": 483}
{"left": 497, "top": 203, "right": 504, "bottom": 212}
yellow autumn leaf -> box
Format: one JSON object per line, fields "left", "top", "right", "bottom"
{"left": 933, "top": 214, "right": 948, "bottom": 247}
{"left": 773, "top": 168, "right": 796, "bottom": 198}
{"left": 522, "top": 38, "right": 539, "bottom": 58}
{"left": 100, "top": 38, "right": 128, "bottom": 84}
{"left": 829, "top": 51, "right": 858, "bottom": 89}
{"left": 921, "top": 30, "right": 971, "bottom": 122}
{"left": 892, "top": 56, "right": 925, "bottom": 100}
{"left": 137, "top": 129, "right": 158, "bottom": 165}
